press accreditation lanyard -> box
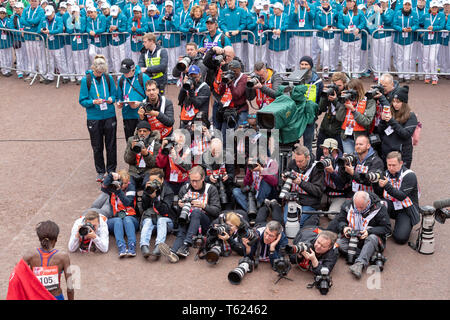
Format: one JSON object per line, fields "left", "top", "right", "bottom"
{"left": 92, "top": 75, "right": 107, "bottom": 99}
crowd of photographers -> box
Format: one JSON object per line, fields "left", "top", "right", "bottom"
{"left": 69, "top": 12, "right": 427, "bottom": 293}
{"left": 1, "top": 0, "right": 450, "bottom": 84}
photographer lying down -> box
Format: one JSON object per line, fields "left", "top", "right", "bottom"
{"left": 68, "top": 210, "right": 109, "bottom": 253}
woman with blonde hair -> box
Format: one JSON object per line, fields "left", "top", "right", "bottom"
{"left": 180, "top": 5, "right": 207, "bottom": 46}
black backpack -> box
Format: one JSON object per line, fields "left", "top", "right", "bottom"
{"left": 86, "top": 73, "right": 112, "bottom": 94}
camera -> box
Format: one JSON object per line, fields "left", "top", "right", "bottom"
{"left": 141, "top": 101, "right": 158, "bottom": 113}
{"left": 178, "top": 197, "right": 194, "bottom": 225}
{"left": 338, "top": 89, "right": 358, "bottom": 103}
{"left": 161, "top": 136, "right": 176, "bottom": 156}
{"left": 361, "top": 171, "right": 382, "bottom": 183}
{"left": 241, "top": 185, "right": 257, "bottom": 220}
{"left": 285, "top": 242, "right": 310, "bottom": 255}
{"left": 279, "top": 170, "right": 297, "bottom": 199}
{"left": 370, "top": 252, "right": 387, "bottom": 272}
{"left": 228, "top": 257, "right": 254, "bottom": 285}
{"left": 316, "top": 156, "right": 333, "bottom": 170}
{"left": 336, "top": 154, "right": 355, "bottom": 167}
{"left": 313, "top": 267, "right": 332, "bottom": 295}
{"left": 106, "top": 178, "right": 122, "bottom": 192}
{"left": 145, "top": 179, "right": 162, "bottom": 195}
{"left": 246, "top": 72, "right": 262, "bottom": 89}
{"left": 221, "top": 69, "right": 236, "bottom": 84}
{"left": 213, "top": 54, "right": 224, "bottom": 66}
{"left": 321, "top": 83, "right": 339, "bottom": 97}
{"left": 213, "top": 174, "right": 228, "bottom": 205}
{"left": 280, "top": 69, "right": 307, "bottom": 87}
{"left": 365, "top": 84, "right": 384, "bottom": 100}
{"left": 237, "top": 224, "right": 258, "bottom": 246}
{"left": 164, "top": 12, "right": 173, "bottom": 21}
{"left": 207, "top": 224, "right": 231, "bottom": 238}
{"left": 176, "top": 56, "right": 191, "bottom": 72}
{"left": 132, "top": 137, "right": 146, "bottom": 153}
{"left": 79, "top": 222, "right": 94, "bottom": 237}
{"left": 273, "top": 254, "right": 291, "bottom": 277}
{"left": 183, "top": 78, "right": 194, "bottom": 91}
{"left": 346, "top": 229, "right": 362, "bottom": 265}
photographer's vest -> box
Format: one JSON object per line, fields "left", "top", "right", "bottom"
{"left": 382, "top": 169, "right": 415, "bottom": 210}
{"left": 251, "top": 159, "right": 273, "bottom": 197}
{"left": 341, "top": 98, "right": 368, "bottom": 135}
{"left": 185, "top": 184, "right": 212, "bottom": 213}
{"left": 110, "top": 193, "right": 136, "bottom": 217}
{"left": 324, "top": 165, "right": 346, "bottom": 197}
{"left": 255, "top": 69, "right": 275, "bottom": 108}
{"left": 304, "top": 79, "right": 321, "bottom": 103}
{"left": 213, "top": 69, "right": 234, "bottom": 107}
{"left": 346, "top": 205, "right": 380, "bottom": 231}
{"left": 145, "top": 96, "right": 172, "bottom": 138}
{"left": 291, "top": 162, "right": 317, "bottom": 195}
{"left": 352, "top": 162, "right": 373, "bottom": 193}
{"left": 33, "top": 248, "right": 61, "bottom": 292}
{"left": 206, "top": 164, "right": 227, "bottom": 177}
{"left": 168, "top": 152, "right": 189, "bottom": 183}
{"left": 145, "top": 48, "right": 164, "bottom": 79}
{"left": 180, "top": 82, "right": 208, "bottom": 121}
{"left": 135, "top": 140, "right": 156, "bottom": 168}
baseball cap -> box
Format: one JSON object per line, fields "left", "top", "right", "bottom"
{"left": 133, "top": 5, "right": 142, "bottom": 12}
{"left": 0, "top": 7, "right": 6, "bottom": 13}
{"left": 320, "top": 138, "right": 339, "bottom": 151}
{"left": 403, "top": 0, "right": 412, "bottom": 4}
{"left": 45, "top": 5, "right": 54, "bottom": 16}
{"left": 14, "top": 2, "right": 24, "bottom": 8}
{"left": 86, "top": 6, "right": 97, "bottom": 12}
{"left": 60, "top": 2, "right": 67, "bottom": 8}
{"left": 272, "top": 2, "right": 284, "bottom": 11}
{"left": 148, "top": 4, "right": 157, "bottom": 11}
{"left": 120, "top": 58, "right": 135, "bottom": 74}
{"left": 206, "top": 16, "right": 217, "bottom": 24}
{"left": 40, "top": 0, "right": 48, "bottom": 4}
{"left": 188, "top": 65, "right": 201, "bottom": 75}
{"left": 71, "top": 5, "right": 80, "bottom": 12}
{"left": 101, "top": 2, "right": 110, "bottom": 9}
{"left": 110, "top": 5, "right": 119, "bottom": 15}
{"left": 165, "top": 1, "right": 174, "bottom": 7}
{"left": 430, "top": 0, "right": 439, "bottom": 6}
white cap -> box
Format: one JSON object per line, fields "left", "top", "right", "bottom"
{"left": 86, "top": 0, "right": 95, "bottom": 7}
{"left": 379, "top": 0, "right": 389, "bottom": 2}
{"left": 148, "top": 4, "right": 157, "bottom": 11}
{"left": 262, "top": 0, "right": 270, "bottom": 6}
{"left": 165, "top": 1, "right": 174, "bottom": 7}
{"left": 272, "top": 2, "right": 284, "bottom": 11}
{"left": 132, "top": 5, "right": 142, "bottom": 11}
{"left": 0, "top": 7, "right": 6, "bottom": 13}
{"left": 101, "top": 2, "right": 110, "bottom": 9}
{"left": 15, "top": 2, "right": 25, "bottom": 8}
{"left": 110, "top": 5, "right": 119, "bottom": 15}
{"left": 41, "top": 0, "right": 48, "bottom": 4}
{"left": 403, "top": 0, "right": 412, "bottom": 4}
{"left": 71, "top": 5, "right": 80, "bottom": 12}
{"left": 444, "top": 0, "right": 450, "bottom": 5}
{"left": 238, "top": 0, "right": 248, "bottom": 2}
{"left": 86, "top": 6, "right": 97, "bottom": 12}
{"left": 67, "top": 0, "right": 76, "bottom": 5}
{"left": 45, "top": 5, "right": 54, "bottom": 16}
{"left": 357, "top": 3, "right": 366, "bottom": 9}
{"left": 430, "top": 0, "right": 439, "bottom": 6}
{"left": 60, "top": 2, "right": 67, "bottom": 8}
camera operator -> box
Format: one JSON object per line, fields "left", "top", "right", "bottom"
{"left": 344, "top": 135, "right": 384, "bottom": 195}
{"left": 124, "top": 120, "right": 161, "bottom": 190}
{"left": 203, "top": 138, "right": 235, "bottom": 210}
{"left": 246, "top": 61, "right": 283, "bottom": 110}
{"left": 68, "top": 210, "right": 109, "bottom": 253}
{"left": 335, "top": 78, "right": 376, "bottom": 154}
{"left": 139, "top": 168, "right": 178, "bottom": 260}
{"left": 156, "top": 130, "right": 192, "bottom": 195}
{"left": 316, "top": 72, "right": 349, "bottom": 159}
{"left": 138, "top": 80, "right": 175, "bottom": 139}
{"left": 378, "top": 151, "right": 419, "bottom": 245}
{"left": 138, "top": 32, "right": 168, "bottom": 95}
{"left": 327, "top": 191, "right": 391, "bottom": 279}
{"left": 319, "top": 139, "right": 352, "bottom": 219}
{"left": 169, "top": 166, "right": 221, "bottom": 259}
{"left": 243, "top": 220, "right": 288, "bottom": 268}
{"left": 172, "top": 42, "right": 207, "bottom": 81}
{"left": 232, "top": 155, "right": 278, "bottom": 212}
{"left": 189, "top": 111, "right": 213, "bottom": 165}
{"left": 283, "top": 146, "right": 325, "bottom": 228}
{"left": 178, "top": 65, "right": 211, "bottom": 129}
{"left": 116, "top": 58, "right": 151, "bottom": 141}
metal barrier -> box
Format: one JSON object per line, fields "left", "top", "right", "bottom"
{"left": 370, "top": 28, "right": 450, "bottom": 79}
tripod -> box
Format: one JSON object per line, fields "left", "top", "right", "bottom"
{"left": 274, "top": 272, "right": 293, "bottom": 285}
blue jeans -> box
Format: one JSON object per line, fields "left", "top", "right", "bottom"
{"left": 233, "top": 180, "right": 274, "bottom": 212}
{"left": 107, "top": 215, "right": 139, "bottom": 250}
{"left": 212, "top": 101, "right": 222, "bottom": 130}
{"left": 283, "top": 205, "right": 316, "bottom": 229}
{"left": 140, "top": 217, "right": 174, "bottom": 247}
{"left": 302, "top": 122, "right": 315, "bottom": 155}
{"left": 172, "top": 209, "right": 211, "bottom": 252}
{"left": 342, "top": 137, "right": 355, "bottom": 154}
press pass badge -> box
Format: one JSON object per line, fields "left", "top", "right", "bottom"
{"left": 33, "top": 266, "right": 59, "bottom": 291}
{"left": 393, "top": 200, "right": 403, "bottom": 211}
{"left": 100, "top": 102, "right": 108, "bottom": 111}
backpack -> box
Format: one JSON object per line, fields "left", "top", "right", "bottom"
{"left": 86, "top": 73, "right": 112, "bottom": 93}
{"left": 412, "top": 121, "right": 422, "bottom": 146}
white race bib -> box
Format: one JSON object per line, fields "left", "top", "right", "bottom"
{"left": 33, "top": 266, "right": 59, "bottom": 291}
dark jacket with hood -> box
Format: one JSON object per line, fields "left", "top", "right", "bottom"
{"left": 141, "top": 181, "right": 176, "bottom": 223}
{"left": 350, "top": 147, "right": 385, "bottom": 194}
{"left": 124, "top": 130, "right": 161, "bottom": 178}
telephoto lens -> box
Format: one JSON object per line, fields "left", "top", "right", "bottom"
{"left": 228, "top": 257, "right": 254, "bottom": 285}
{"left": 346, "top": 229, "right": 360, "bottom": 265}
{"left": 316, "top": 156, "right": 333, "bottom": 170}
{"left": 247, "top": 188, "right": 257, "bottom": 220}
{"left": 336, "top": 154, "right": 355, "bottom": 167}
{"left": 237, "top": 225, "right": 258, "bottom": 246}
{"left": 205, "top": 242, "right": 222, "bottom": 265}
{"left": 279, "top": 171, "right": 297, "bottom": 199}
{"left": 178, "top": 199, "right": 193, "bottom": 225}
{"left": 176, "top": 56, "right": 191, "bottom": 72}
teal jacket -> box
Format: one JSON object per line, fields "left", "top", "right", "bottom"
{"left": 79, "top": 70, "right": 117, "bottom": 121}
{"left": 158, "top": 14, "right": 181, "bottom": 48}
{"left": 268, "top": 13, "right": 289, "bottom": 51}
{"left": 338, "top": 10, "right": 366, "bottom": 42}
{"left": 86, "top": 14, "right": 108, "bottom": 48}
{"left": 116, "top": 66, "right": 151, "bottom": 120}
{"left": 66, "top": 15, "right": 89, "bottom": 51}
{"left": 419, "top": 12, "right": 445, "bottom": 45}
{"left": 128, "top": 16, "right": 148, "bottom": 52}
{"left": 315, "top": 6, "right": 338, "bottom": 39}
{"left": 219, "top": 6, "right": 247, "bottom": 43}
{"left": 201, "top": 30, "right": 231, "bottom": 51}
{"left": 392, "top": 10, "right": 419, "bottom": 45}
{"left": 246, "top": 11, "right": 269, "bottom": 45}
{"left": 0, "top": 17, "right": 12, "bottom": 49}
{"left": 107, "top": 12, "right": 128, "bottom": 46}
{"left": 367, "top": 8, "right": 394, "bottom": 39}
{"left": 8, "top": 13, "right": 26, "bottom": 43}
{"left": 439, "top": 15, "right": 449, "bottom": 46}
{"left": 290, "top": 6, "right": 315, "bottom": 37}
{"left": 38, "top": 15, "right": 65, "bottom": 50}
{"left": 179, "top": 16, "right": 207, "bottom": 46}
{"left": 23, "top": 6, "right": 45, "bottom": 40}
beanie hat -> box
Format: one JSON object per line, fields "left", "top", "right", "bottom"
{"left": 300, "top": 56, "right": 314, "bottom": 69}
{"left": 393, "top": 86, "right": 409, "bottom": 103}
{"left": 136, "top": 120, "right": 151, "bottom": 131}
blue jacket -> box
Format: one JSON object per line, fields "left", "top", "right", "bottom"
{"left": 367, "top": 8, "right": 394, "bottom": 39}
{"left": 107, "top": 13, "right": 128, "bottom": 46}
{"left": 419, "top": 12, "right": 445, "bottom": 45}
{"left": 315, "top": 6, "right": 338, "bottom": 39}
{"left": 219, "top": 6, "right": 247, "bottom": 43}
{"left": 246, "top": 11, "right": 269, "bottom": 45}
{"left": 290, "top": 5, "right": 316, "bottom": 37}
{"left": 128, "top": 15, "right": 148, "bottom": 52}
{"left": 86, "top": 14, "right": 108, "bottom": 47}
{"left": 116, "top": 66, "right": 151, "bottom": 120}
{"left": 392, "top": 10, "right": 419, "bottom": 45}
{"left": 38, "top": 15, "right": 65, "bottom": 50}
{"left": 147, "top": 15, "right": 160, "bottom": 33}
{"left": 79, "top": 70, "right": 117, "bottom": 121}
{"left": 268, "top": 13, "right": 290, "bottom": 51}
{"left": 338, "top": 9, "right": 366, "bottom": 42}
{"left": 66, "top": 15, "right": 89, "bottom": 51}
{"left": 0, "top": 17, "right": 12, "bottom": 49}
{"left": 179, "top": 16, "right": 207, "bottom": 46}
{"left": 201, "top": 30, "right": 232, "bottom": 51}
{"left": 7, "top": 13, "right": 26, "bottom": 43}
{"left": 157, "top": 14, "right": 181, "bottom": 48}
{"left": 23, "top": 6, "right": 45, "bottom": 40}
{"left": 439, "top": 15, "right": 449, "bottom": 46}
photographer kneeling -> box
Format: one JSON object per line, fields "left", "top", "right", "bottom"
{"left": 124, "top": 120, "right": 161, "bottom": 190}
{"left": 138, "top": 80, "right": 175, "bottom": 139}
{"left": 68, "top": 210, "right": 109, "bottom": 253}
{"left": 139, "top": 168, "right": 178, "bottom": 261}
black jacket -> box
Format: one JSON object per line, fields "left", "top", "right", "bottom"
{"left": 172, "top": 53, "right": 207, "bottom": 81}
{"left": 327, "top": 192, "right": 392, "bottom": 241}
{"left": 317, "top": 97, "right": 345, "bottom": 137}
{"left": 350, "top": 148, "right": 385, "bottom": 195}
{"left": 378, "top": 80, "right": 399, "bottom": 107}
{"left": 178, "top": 80, "right": 211, "bottom": 116}
{"left": 382, "top": 166, "right": 419, "bottom": 208}
{"left": 138, "top": 45, "right": 168, "bottom": 87}
{"left": 178, "top": 182, "right": 221, "bottom": 219}
{"left": 142, "top": 181, "right": 176, "bottom": 223}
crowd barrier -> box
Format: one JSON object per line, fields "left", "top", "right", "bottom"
{"left": 1, "top": 27, "right": 449, "bottom": 88}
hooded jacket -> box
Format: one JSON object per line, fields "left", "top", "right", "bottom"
{"left": 124, "top": 130, "right": 162, "bottom": 178}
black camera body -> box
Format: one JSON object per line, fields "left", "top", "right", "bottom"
{"left": 336, "top": 154, "right": 355, "bottom": 167}
{"left": 338, "top": 89, "right": 358, "bottom": 103}
{"left": 132, "top": 137, "right": 146, "bottom": 153}
{"left": 237, "top": 224, "right": 259, "bottom": 246}
{"left": 365, "top": 84, "right": 384, "bottom": 100}
{"left": 178, "top": 197, "right": 195, "bottom": 225}
{"left": 79, "top": 222, "right": 94, "bottom": 237}
{"left": 106, "top": 178, "right": 122, "bottom": 192}
{"left": 246, "top": 72, "right": 262, "bottom": 89}
{"left": 161, "top": 136, "right": 176, "bottom": 156}
{"left": 212, "top": 173, "right": 228, "bottom": 205}
{"left": 213, "top": 54, "right": 224, "bottom": 67}
{"left": 322, "top": 83, "right": 339, "bottom": 97}
{"left": 183, "top": 78, "right": 195, "bottom": 91}
{"left": 273, "top": 255, "right": 292, "bottom": 277}
{"left": 361, "top": 171, "right": 383, "bottom": 183}
{"left": 313, "top": 267, "right": 332, "bottom": 295}
{"left": 142, "top": 101, "right": 159, "bottom": 113}
{"left": 145, "top": 179, "right": 162, "bottom": 195}
{"left": 316, "top": 156, "right": 333, "bottom": 170}
{"left": 222, "top": 69, "right": 236, "bottom": 84}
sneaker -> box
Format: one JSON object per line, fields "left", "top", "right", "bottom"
{"left": 432, "top": 80, "right": 438, "bottom": 85}
{"left": 349, "top": 262, "right": 364, "bottom": 279}
{"left": 176, "top": 243, "right": 190, "bottom": 257}
{"left": 62, "top": 78, "right": 69, "bottom": 84}
{"left": 118, "top": 246, "right": 127, "bottom": 258}
{"left": 18, "top": 74, "right": 23, "bottom": 79}
{"left": 141, "top": 245, "right": 151, "bottom": 258}
{"left": 127, "top": 243, "right": 137, "bottom": 257}
{"left": 152, "top": 245, "right": 161, "bottom": 257}
{"left": 96, "top": 173, "right": 105, "bottom": 182}
{"left": 159, "top": 243, "right": 179, "bottom": 263}
{"left": 424, "top": 79, "right": 431, "bottom": 84}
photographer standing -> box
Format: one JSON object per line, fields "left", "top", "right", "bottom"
{"left": 139, "top": 168, "right": 178, "bottom": 260}
{"left": 170, "top": 166, "right": 221, "bottom": 258}
{"left": 138, "top": 80, "right": 175, "bottom": 139}
{"left": 124, "top": 121, "right": 161, "bottom": 190}
{"left": 139, "top": 32, "right": 168, "bottom": 95}
{"left": 378, "top": 151, "right": 419, "bottom": 245}
{"left": 178, "top": 65, "right": 211, "bottom": 128}
{"left": 68, "top": 210, "right": 109, "bottom": 253}
{"left": 328, "top": 191, "right": 391, "bottom": 279}
{"left": 172, "top": 42, "right": 207, "bottom": 81}
{"left": 246, "top": 61, "right": 282, "bottom": 110}
{"left": 335, "top": 78, "right": 376, "bottom": 154}
{"left": 116, "top": 58, "right": 150, "bottom": 142}
{"left": 316, "top": 72, "right": 348, "bottom": 159}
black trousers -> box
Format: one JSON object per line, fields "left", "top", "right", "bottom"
{"left": 123, "top": 118, "right": 140, "bottom": 142}
{"left": 87, "top": 117, "right": 117, "bottom": 175}
{"left": 387, "top": 201, "right": 413, "bottom": 245}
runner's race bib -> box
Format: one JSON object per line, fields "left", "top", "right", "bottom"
{"left": 33, "top": 266, "right": 59, "bottom": 291}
